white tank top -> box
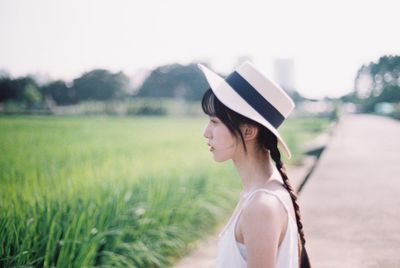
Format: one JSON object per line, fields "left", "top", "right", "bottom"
{"left": 216, "top": 171, "right": 299, "bottom": 268}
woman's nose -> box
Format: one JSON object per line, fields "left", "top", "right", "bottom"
{"left": 203, "top": 124, "right": 211, "bottom": 139}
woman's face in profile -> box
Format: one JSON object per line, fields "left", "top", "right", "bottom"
{"left": 203, "top": 116, "right": 237, "bottom": 162}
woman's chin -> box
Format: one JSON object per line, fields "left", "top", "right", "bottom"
{"left": 213, "top": 154, "right": 230, "bottom": 163}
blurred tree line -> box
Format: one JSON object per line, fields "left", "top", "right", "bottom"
{"left": 0, "top": 63, "right": 208, "bottom": 108}
{"left": 341, "top": 55, "right": 400, "bottom": 115}
{"left": 0, "top": 61, "right": 310, "bottom": 115}
{"left": 0, "top": 69, "right": 129, "bottom": 107}
{"left": 136, "top": 63, "right": 208, "bottom": 100}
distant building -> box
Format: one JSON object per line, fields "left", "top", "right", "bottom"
{"left": 235, "top": 56, "right": 254, "bottom": 66}
{"left": 273, "top": 58, "right": 296, "bottom": 93}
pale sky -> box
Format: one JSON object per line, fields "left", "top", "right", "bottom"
{"left": 0, "top": 0, "right": 399, "bottom": 98}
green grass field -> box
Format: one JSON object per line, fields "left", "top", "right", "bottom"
{"left": 0, "top": 115, "right": 330, "bottom": 267}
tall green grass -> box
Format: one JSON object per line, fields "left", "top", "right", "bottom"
{"left": 0, "top": 115, "right": 329, "bottom": 267}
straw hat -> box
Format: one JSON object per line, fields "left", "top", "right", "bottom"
{"left": 197, "top": 61, "right": 295, "bottom": 159}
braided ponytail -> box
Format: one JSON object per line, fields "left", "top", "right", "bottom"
{"left": 269, "top": 145, "right": 311, "bottom": 268}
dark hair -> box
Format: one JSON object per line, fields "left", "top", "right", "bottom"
{"left": 202, "top": 88, "right": 311, "bottom": 268}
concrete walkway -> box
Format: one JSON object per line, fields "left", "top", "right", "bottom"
{"left": 299, "top": 114, "right": 400, "bottom": 267}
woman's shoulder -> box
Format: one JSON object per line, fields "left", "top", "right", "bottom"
{"left": 237, "top": 190, "right": 288, "bottom": 253}
{"left": 241, "top": 190, "right": 287, "bottom": 227}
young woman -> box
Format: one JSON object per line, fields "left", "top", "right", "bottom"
{"left": 198, "top": 61, "right": 311, "bottom": 268}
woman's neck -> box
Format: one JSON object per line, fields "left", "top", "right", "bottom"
{"left": 232, "top": 147, "right": 275, "bottom": 196}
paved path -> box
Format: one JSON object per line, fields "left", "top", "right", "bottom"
{"left": 299, "top": 114, "right": 400, "bottom": 267}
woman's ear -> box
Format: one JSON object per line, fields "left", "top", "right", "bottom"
{"left": 241, "top": 124, "right": 258, "bottom": 141}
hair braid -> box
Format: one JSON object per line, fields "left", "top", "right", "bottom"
{"left": 269, "top": 145, "right": 311, "bottom": 268}
{"left": 269, "top": 147, "right": 305, "bottom": 243}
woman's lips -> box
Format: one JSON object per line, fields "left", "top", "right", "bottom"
{"left": 208, "top": 143, "right": 214, "bottom": 152}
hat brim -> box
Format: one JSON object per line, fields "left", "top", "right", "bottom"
{"left": 198, "top": 63, "right": 292, "bottom": 159}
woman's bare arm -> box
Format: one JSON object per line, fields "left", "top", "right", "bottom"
{"left": 240, "top": 192, "right": 286, "bottom": 268}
